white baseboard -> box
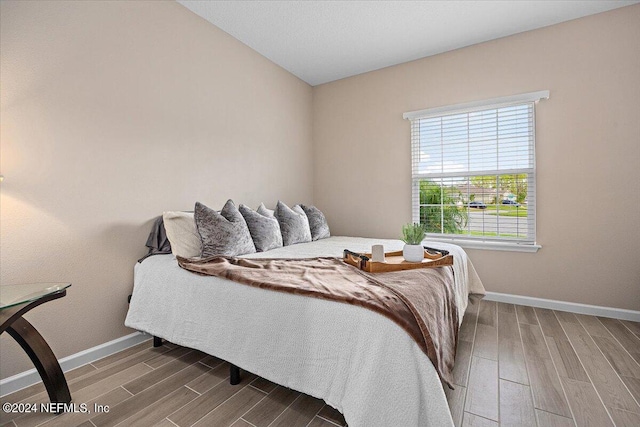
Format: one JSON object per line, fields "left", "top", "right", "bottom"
{"left": 0, "top": 331, "right": 150, "bottom": 398}
{"left": 484, "top": 291, "right": 640, "bottom": 322}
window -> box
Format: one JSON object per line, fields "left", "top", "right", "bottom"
{"left": 403, "top": 91, "right": 549, "bottom": 251}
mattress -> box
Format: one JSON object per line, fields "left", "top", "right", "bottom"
{"left": 125, "top": 236, "right": 485, "bottom": 427}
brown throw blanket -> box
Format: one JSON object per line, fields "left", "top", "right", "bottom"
{"left": 177, "top": 256, "right": 459, "bottom": 388}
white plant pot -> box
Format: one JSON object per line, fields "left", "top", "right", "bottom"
{"left": 403, "top": 244, "right": 424, "bottom": 262}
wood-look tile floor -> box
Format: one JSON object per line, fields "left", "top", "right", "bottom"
{"left": 448, "top": 300, "right": 640, "bottom": 427}
{"left": 1, "top": 301, "right": 639, "bottom": 427}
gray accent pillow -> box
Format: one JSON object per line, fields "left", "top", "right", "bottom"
{"left": 195, "top": 200, "right": 256, "bottom": 257}
{"left": 239, "top": 204, "right": 283, "bottom": 252}
{"left": 257, "top": 203, "right": 275, "bottom": 217}
{"left": 274, "top": 201, "right": 312, "bottom": 246}
{"left": 300, "top": 205, "right": 331, "bottom": 241}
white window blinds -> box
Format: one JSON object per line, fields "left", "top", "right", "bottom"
{"left": 404, "top": 91, "right": 548, "bottom": 245}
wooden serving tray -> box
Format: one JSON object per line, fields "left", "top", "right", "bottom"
{"left": 343, "top": 247, "right": 453, "bottom": 273}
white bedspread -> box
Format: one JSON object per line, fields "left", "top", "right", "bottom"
{"left": 125, "top": 236, "right": 485, "bottom": 427}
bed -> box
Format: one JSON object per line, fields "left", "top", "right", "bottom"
{"left": 125, "top": 236, "right": 485, "bottom": 427}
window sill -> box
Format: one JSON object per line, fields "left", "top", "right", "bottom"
{"left": 424, "top": 237, "right": 541, "bottom": 253}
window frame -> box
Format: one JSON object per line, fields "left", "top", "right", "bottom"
{"left": 403, "top": 91, "right": 549, "bottom": 252}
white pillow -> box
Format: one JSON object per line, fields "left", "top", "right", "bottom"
{"left": 162, "top": 211, "right": 202, "bottom": 258}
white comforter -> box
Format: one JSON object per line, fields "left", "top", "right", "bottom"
{"left": 125, "top": 237, "right": 485, "bottom": 427}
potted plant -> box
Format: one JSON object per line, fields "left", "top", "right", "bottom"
{"left": 402, "top": 223, "right": 426, "bottom": 262}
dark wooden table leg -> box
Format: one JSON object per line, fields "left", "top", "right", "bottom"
{"left": 7, "top": 317, "right": 71, "bottom": 404}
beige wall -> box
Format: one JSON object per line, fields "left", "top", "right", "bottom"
{"left": 313, "top": 6, "right": 640, "bottom": 310}
{"left": 0, "top": 1, "right": 313, "bottom": 379}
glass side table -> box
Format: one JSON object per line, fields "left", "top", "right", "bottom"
{"left": 0, "top": 283, "right": 72, "bottom": 404}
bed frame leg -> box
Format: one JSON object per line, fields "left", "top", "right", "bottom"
{"left": 153, "top": 336, "right": 163, "bottom": 347}
{"left": 230, "top": 364, "right": 241, "bottom": 385}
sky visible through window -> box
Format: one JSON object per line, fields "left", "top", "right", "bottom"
{"left": 416, "top": 104, "right": 532, "bottom": 177}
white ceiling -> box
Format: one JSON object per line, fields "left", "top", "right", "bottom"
{"left": 177, "top": 0, "right": 638, "bottom": 86}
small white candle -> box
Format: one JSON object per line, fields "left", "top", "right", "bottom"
{"left": 371, "top": 244, "right": 385, "bottom": 262}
